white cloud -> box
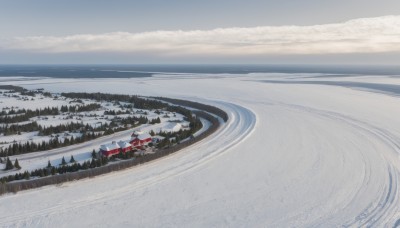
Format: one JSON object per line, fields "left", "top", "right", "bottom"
{"left": 2, "top": 15, "right": 400, "bottom": 56}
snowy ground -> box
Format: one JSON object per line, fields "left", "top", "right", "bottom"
{"left": 1, "top": 73, "right": 400, "bottom": 226}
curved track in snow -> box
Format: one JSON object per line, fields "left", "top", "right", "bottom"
{"left": 276, "top": 103, "right": 400, "bottom": 227}
{"left": 0, "top": 100, "right": 257, "bottom": 227}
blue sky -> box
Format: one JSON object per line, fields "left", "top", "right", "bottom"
{"left": 1, "top": 0, "right": 400, "bottom": 64}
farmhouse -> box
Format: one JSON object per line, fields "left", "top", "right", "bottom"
{"left": 130, "top": 131, "right": 152, "bottom": 148}
{"left": 117, "top": 140, "right": 132, "bottom": 153}
{"left": 100, "top": 141, "right": 120, "bottom": 157}
{"left": 99, "top": 132, "right": 152, "bottom": 157}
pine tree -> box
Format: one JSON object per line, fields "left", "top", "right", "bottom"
{"left": 70, "top": 155, "right": 76, "bottom": 163}
{"left": 14, "top": 159, "right": 21, "bottom": 169}
{"left": 92, "top": 149, "right": 97, "bottom": 159}
{"left": 47, "top": 160, "right": 52, "bottom": 168}
{"left": 23, "top": 171, "right": 30, "bottom": 180}
{"left": 90, "top": 158, "right": 96, "bottom": 168}
{"left": 5, "top": 158, "right": 14, "bottom": 170}
{"left": 61, "top": 156, "right": 67, "bottom": 165}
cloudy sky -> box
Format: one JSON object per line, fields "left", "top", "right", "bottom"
{"left": 1, "top": 0, "right": 400, "bottom": 64}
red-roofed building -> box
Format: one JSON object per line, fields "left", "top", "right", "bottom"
{"left": 130, "top": 131, "right": 152, "bottom": 148}
{"left": 100, "top": 141, "right": 120, "bottom": 157}
{"left": 117, "top": 140, "right": 132, "bottom": 153}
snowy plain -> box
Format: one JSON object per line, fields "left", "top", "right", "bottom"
{"left": 1, "top": 73, "right": 400, "bottom": 227}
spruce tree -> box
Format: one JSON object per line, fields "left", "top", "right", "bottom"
{"left": 47, "top": 160, "right": 52, "bottom": 168}
{"left": 23, "top": 171, "right": 30, "bottom": 180}
{"left": 5, "top": 158, "right": 14, "bottom": 170}
{"left": 92, "top": 149, "right": 97, "bottom": 158}
{"left": 14, "top": 159, "right": 21, "bottom": 169}
{"left": 90, "top": 158, "right": 96, "bottom": 168}
{"left": 61, "top": 156, "right": 67, "bottom": 165}
{"left": 70, "top": 155, "right": 76, "bottom": 163}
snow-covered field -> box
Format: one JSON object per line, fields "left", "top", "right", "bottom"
{"left": 1, "top": 73, "right": 400, "bottom": 227}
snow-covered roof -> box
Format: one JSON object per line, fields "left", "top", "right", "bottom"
{"left": 152, "top": 135, "right": 165, "bottom": 140}
{"left": 162, "top": 122, "right": 182, "bottom": 132}
{"left": 100, "top": 142, "right": 120, "bottom": 151}
{"left": 137, "top": 132, "right": 151, "bottom": 140}
{"left": 117, "top": 140, "right": 131, "bottom": 148}
{"left": 131, "top": 131, "right": 151, "bottom": 140}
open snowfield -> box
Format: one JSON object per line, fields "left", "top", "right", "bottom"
{"left": 1, "top": 73, "right": 400, "bottom": 227}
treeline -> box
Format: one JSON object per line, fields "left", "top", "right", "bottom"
{"left": 0, "top": 150, "right": 133, "bottom": 184}
{"left": 0, "top": 132, "right": 100, "bottom": 157}
{"left": 0, "top": 103, "right": 101, "bottom": 124}
{"left": 0, "top": 109, "right": 25, "bottom": 116}
{"left": 39, "top": 122, "right": 86, "bottom": 136}
{"left": 104, "top": 110, "right": 130, "bottom": 115}
{"left": 0, "top": 156, "right": 109, "bottom": 183}
{"left": 61, "top": 92, "right": 168, "bottom": 110}
{"left": 59, "top": 103, "right": 101, "bottom": 113}
{"left": 155, "top": 97, "right": 229, "bottom": 122}
{"left": 0, "top": 103, "right": 102, "bottom": 136}
{"left": 2, "top": 120, "right": 89, "bottom": 136}
{"left": 0, "top": 121, "right": 40, "bottom": 136}
{"left": 0, "top": 109, "right": 223, "bottom": 195}
{"left": 149, "top": 117, "right": 161, "bottom": 124}
{"left": 0, "top": 107, "right": 59, "bottom": 124}
{"left": 119, "top": 115, "right": 148, "bottom": 126}
{"left": 0, "top": 85, "right": 26, "bottom": 92}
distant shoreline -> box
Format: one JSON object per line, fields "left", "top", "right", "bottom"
{"left": 0, "top": 64, "right": 399, "bottom": 78}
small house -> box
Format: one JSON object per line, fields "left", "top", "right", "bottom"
{"left": 117, "top": 140, "right": 132, "bottom": 153}
{"left": 130, "top": 131, "right": 152, "bottom": 148}
{"left": 100, "top": 141, "right": 120, "bottom": 157}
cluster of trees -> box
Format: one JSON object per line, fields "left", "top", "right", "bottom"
{"left": 1, "top": 120, "right": 98, "bottom": 137}
{"left": 1, "top": 103, "right": 103, "bottom": 136}
{"left": 119, "top": 115, "right": 148, "bottom": 126}
{"left": 0, "top": 121, "right": 40, "bottom": 136}
{"left": 2, "top": 157, "right": 21, "bottom": 170}
{"left": 1, "top": 171, "right": 31, "bottom": 183}
{"left": 61, "top": 92, "right": 168, "bottom": 110}
{"left": 0, "top": 132, "right": 100, "bottom": 157}
{"left": 38, "top": 122, "right": 86, "bottom": 136}
{"left": 0, "top": 155, "right": 108, "bottom": 184}
{"left": 0, "top": 107, "right": 59, "bottom": 124}
{"left": 149, "top": 117, "right": 161, "bottom": 124}
{"left": 59, "top": 103, "right": 101, "bottom": 113}
{"left": 104, "top": 110, "right": 130, "bottom": 115}
{"left": 0, "top": 85, "right": 26, "bottom": 93}
{"left": 0, "top": 108, "right": 25, "bottom": 116}
{"left": 20, "top": 91, "right": 36, "bottom": 97}
{"left": 0, "top": 150, "right": 138, "bottom": 184}
{"left": 1, "top": 103, "right": 101, "bottom": 125}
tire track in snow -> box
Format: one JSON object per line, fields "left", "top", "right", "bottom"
{"left": 0, "top": 100, "right": 257, "bottom": 227}
{"left": 280, "top": 103, "right": 400, "bottom": 227}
